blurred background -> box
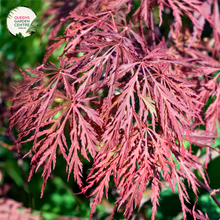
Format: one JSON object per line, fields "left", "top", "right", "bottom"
{"left": 0, "top": 0, "right": 220, "bottom": 219}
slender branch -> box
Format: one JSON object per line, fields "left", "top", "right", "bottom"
{"left": 150, "top": 10, "right": 156, "bottom": 49}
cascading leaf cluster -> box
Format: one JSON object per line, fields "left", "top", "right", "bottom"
{"left": 9, "top": 0, "right": 220, "bottom": 219}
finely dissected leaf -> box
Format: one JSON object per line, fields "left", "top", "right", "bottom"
{"left": 193, "top": 210, "right": 210, "bottom": 220}
{"left": 0, "top": 198, "right": 40, "bottom": 220}
{"left": 140, "top": 94, "right": 157, "bottom": 117}
{"left": 9, "top": 0, "right": 220, "bottom": 220}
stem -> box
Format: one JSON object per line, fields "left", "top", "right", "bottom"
{"left": 195, "top": 178, "right": 220, "bottom": 208}
{"left": 150, "top": 10, "right": 156, "bottom": 49}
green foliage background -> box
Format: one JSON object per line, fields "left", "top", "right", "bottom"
{"left": 0, "top": 0, "right": 220, "bottom": 219}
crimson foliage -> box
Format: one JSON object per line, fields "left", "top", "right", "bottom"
{"left": 9, "top": 0, "right": 220, "bottom": 219}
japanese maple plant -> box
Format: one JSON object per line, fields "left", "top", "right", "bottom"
{"left": 9, "top": 0, "right": 220, "bottom": 219}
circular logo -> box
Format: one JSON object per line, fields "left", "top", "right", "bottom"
{"left": 7, "top": 6, "right": 38, "bottom": 38}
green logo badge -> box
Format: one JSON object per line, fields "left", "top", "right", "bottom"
{"left": 7, "top": 6, "right": 38, "bottom": 38}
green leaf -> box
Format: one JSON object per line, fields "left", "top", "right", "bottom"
{"left": 26, "top": 17, "right": 39, "bottom": 34}
{"left": 16, "top": 32, "right": 25, "bottom": 38}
